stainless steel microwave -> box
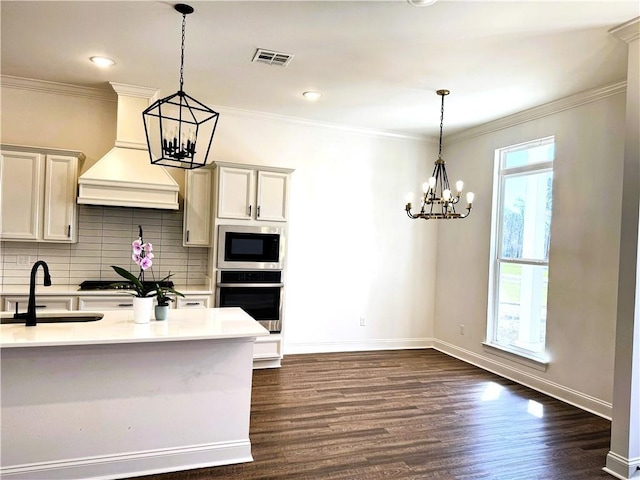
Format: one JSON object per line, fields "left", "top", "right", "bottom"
{"left": 217, "top": 225, "right": 285, "bottom": 270}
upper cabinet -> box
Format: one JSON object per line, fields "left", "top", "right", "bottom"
{"left": 216, "top": 163, "right": 292, "bottom": 222}
{"left": 217, "top": 166, "right": 255, "bottom": 220}
{"left": 1, "top": 145, "right": 82, "bottom": 243}
{"left": 183, "top": 168, "right": 213, "bottom": 247}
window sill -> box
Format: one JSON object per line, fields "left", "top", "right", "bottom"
{"left": 482, "top": 342, "right": 549, "bottom": 372}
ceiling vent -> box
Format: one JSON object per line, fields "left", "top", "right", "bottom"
{"left": 252, "top": 48, "right": 294, "bottom": 67}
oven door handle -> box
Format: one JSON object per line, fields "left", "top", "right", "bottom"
{"left": 217, "top": 283, "right": 284, "bottom": 288}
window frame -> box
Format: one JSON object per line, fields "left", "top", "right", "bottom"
{"left": 487, "top": 136, "right": 555, "bottom": 363}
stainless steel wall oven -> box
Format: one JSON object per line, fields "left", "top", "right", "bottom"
{"left": 215, "top": 270, "right": 283, "bottom": 333}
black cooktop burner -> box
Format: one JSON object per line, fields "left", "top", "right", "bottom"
{"left": 79, "top": 280, "right": 175, "bottom": 291}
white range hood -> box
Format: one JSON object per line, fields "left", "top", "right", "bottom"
{"left": 77, "top": 83, "right": 179, "bottom": 210}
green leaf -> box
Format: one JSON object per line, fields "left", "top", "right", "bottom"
{"left": 111, "top": 266, "right": 151, "bottom": 297}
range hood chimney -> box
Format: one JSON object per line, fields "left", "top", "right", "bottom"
{"left": 77, "top": 83, "right": 179, "bottom": 210}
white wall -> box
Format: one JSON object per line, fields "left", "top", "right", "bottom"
{"left": 0, "top": 79, "right": 438, "bottom": 353}
{"left": 209, "top": 111, "right": 437, "bottom": 352}
{"left": 433, "top": 87, "right": 626, "bottom": 416}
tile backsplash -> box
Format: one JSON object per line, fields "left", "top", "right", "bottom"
{"left": 1, "top": 205, "right": 209, "bottom": 288}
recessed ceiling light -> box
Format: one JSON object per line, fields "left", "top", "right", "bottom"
{"left": 303, "top": 91, "right": 322, "bottom": 101}
{"left": 407, "top": 0, "right": 438, "bottom": 5}
{"left": 90, "top": 56, "right": 115, "bottom": 68}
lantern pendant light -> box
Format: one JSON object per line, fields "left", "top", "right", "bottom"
{"left": 142, "top": 3, "right": 220, "bottom": 169}
{"left": 405, "top": 89, "right": 474, "bottom": 220}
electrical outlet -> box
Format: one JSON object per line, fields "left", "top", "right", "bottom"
{"left": 459, "top": 324, "right": 465, "bottom": 335}
{"left": 360, "top": 317, "right": 366, "bottom": 327}
{"left": 16, "top": 255, "right": 30, "bottom": 267}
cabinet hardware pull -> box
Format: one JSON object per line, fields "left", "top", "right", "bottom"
{"left": 248, "top": 205, "right": 252, "bottom": 216}
{"left": 36, "top": 305, "right": 46, "bottom": 309}
{"left": 118, "top": 303, "right": 133, "bottom": 307}
{"left": 186, "top": 230, "right": 190, "bottom": 242}
{"left": 257, "top": 205, "right": 261, "bottom": 217}
{"left": 67, "top": 225, "right": 71, "bottom": 237}
{"left": 186, "top": 302, "right": 200, "bottom": 306}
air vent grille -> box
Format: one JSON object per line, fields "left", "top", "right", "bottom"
{"left": 252, "top": 48, "right": 294, "bottom": 67}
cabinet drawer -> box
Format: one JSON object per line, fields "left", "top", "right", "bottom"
{"left": 3, "top": 296, "right": 75, "bottom": 312}
{"left": 78, "top": 296, "right": 139, "bottom": 310}
{"left": 176, "top": 296, "right": 210, "bottom": 309}
{"left": 253, "top": 335, "right": 282, "bottom": 360}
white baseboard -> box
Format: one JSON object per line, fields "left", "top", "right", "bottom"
{"left": 253, "top": 357, "right": 282, "bottom": 369}
{"left": 604, "top": 451, "right": 640, "bottom": 479}
{"left": 0, "top": 440, "right": 253, "bottom": 480}
{"left": 433, "top": 339, "right": 612, "bottom": 419}
{"left": 284, "top": 337, "right": 433, "bottom": 355}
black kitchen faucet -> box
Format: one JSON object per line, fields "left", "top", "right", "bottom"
{"left": 13, "top": 260, "right": 52, "bottom": 327}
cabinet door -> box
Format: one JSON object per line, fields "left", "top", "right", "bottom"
{"left": 3, "top": 296, "right": 75, "bottom": 312}
{"left": 176, "top": 295, "right": 210, "bottom": 308}
{"left": 43, "top": 155, "right": 78, "bottom": 242}
{"left": 256, "top": 171, "right": 289, "bottom": 222}
{"left": 183, "top": 168, "right": 212, "bottom": 246}
{"left": 0, "top": 150, "right": 44, "bottom": 240}
{"left": 217, "top": 166, "right": 255, "bottom": 220}
{"left": 78, "top": 296, "right": 137, "bottom": 310}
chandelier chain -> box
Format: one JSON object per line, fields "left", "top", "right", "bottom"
{"left": 179, "top": 12, "right": 186, "bottom": 92}
{"left": 438, "top": 92, "right": 445, "bottom": 158}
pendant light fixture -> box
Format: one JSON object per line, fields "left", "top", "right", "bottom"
{"left": 405, "top": 89, "right": 474, "bottom": 220}
{"left": 142, "top": 3, "right": 220, "bottom": 170}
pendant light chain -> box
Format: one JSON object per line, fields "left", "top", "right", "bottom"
{"left": 179, "top": 12, "right": 186, "bottom": 92}
{"left": 438, "top": 92, "right": 445, "bottom": 158}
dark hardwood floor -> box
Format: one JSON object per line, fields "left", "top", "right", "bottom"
{"left": 134, "top": 349, "right": 612, "bottom": 480}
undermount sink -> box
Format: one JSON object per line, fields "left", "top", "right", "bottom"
{"left": 1, "top": 313, "right": 104, "bottom": 325}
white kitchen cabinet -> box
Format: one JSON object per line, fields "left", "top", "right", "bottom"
{"left": 176, "top": 295, "right": 210, "bottom": 308}
{"left": 215, "top": 163, "right": 292, "bottom": 222}
{"left": 0, "top": 150, "right": 44, "bottom": 240}
{"left": 253, "top": 334, "right": 283, "bottom": 369}
{"left": 78, "top": 296, "right": 137, "bottom": 311}
{"left": 43, "top": 155, "right": 79, "bottom": 242}
{"left": 256, "top": 170, "right": 289, "bottom": 222}
{"left": 3, "top": 296, "right": 76, "bottom": 313}
{"left": 0, "top": 145, "right": 82, "bottom": 242}
{"left": 217, "top": 166, "right": 255, "bottom": 220}
{"left": 183, "top": 168, "right": 213, "bottom": 246}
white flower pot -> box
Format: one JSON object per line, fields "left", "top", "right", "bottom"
{"left": 133, "top": 296, "right": 153, "bottom": 324}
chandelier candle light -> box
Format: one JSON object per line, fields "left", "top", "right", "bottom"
{"left": 142, "top": 3, "right": 220, "bottom": 169}
{"left": 405, "top": 89, "right": 474, "bottom": 220}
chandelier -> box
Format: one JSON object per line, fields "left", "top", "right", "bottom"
{"left": 142, "top": 4, "right": 220, "bottom": 169}
{"left": 405, "top": 89, "right": 474, "bottom": 220}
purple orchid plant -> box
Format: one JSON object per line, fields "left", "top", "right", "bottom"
{"left": 111, "top": 226, "right": 181, "bottom": 299}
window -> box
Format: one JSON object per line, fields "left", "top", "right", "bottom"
{"left": 487, "top": 137, "right": 554, "bottom": 361}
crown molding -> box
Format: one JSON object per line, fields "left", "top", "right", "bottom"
{"left": 2, "top": 75, "right": 625, "bottom": 146}
{"left": 446, "top": 80, "right": 627, "bottom": 146}
{"left": 609, "top": 16, "right": 640, "bottom": 43}
{"left": 1, "top": 75, "right": 116, "bottom": 102}
{"left": 0, "top": 75, "right": 428, "bottom": 143}
{"left": 211, "top": 103, "right": 430, "bottom": 143}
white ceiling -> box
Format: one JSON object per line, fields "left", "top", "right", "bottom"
{"left": 1, "top": 1, "right": 638, "bottom": 137}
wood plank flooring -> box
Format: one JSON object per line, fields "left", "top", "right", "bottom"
{"left": 133, "top": 350, "right": 613, "bottom": 480}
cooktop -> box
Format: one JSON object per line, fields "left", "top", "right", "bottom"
{"left": 78, "top": 280, "right": 175, "bottom": 291}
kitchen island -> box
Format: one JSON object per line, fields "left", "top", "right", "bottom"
{"left": 1, "top": 307, "right": 269, "bottom": 480}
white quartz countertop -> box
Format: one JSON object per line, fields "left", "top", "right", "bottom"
{"left": 0, "top": 307, "right": 268, "bottom": 348}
